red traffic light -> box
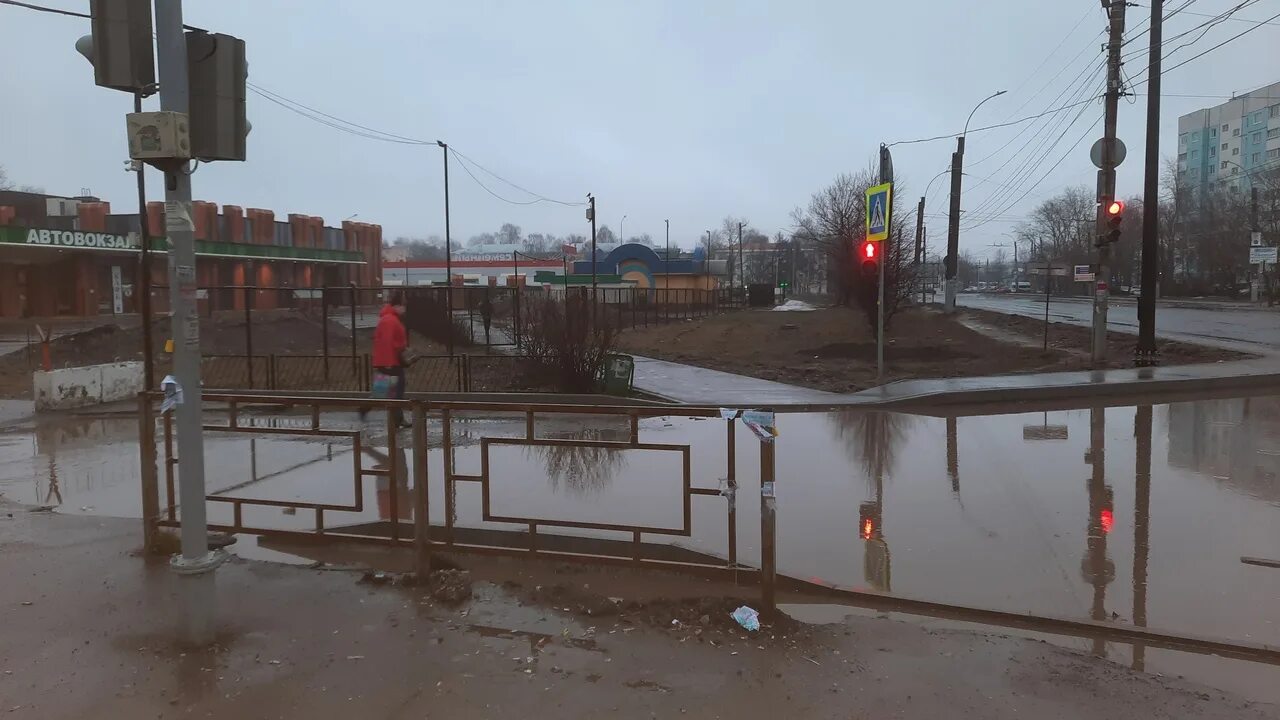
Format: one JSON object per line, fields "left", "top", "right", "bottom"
{"left": 1106, "top": 200, "right": 1124, "bottom": 217}
{"left": 863, "top": 241, "right": 878, "bottom": 259}
{"left": 861, "top": 517, "right": 875, "bottom": 540}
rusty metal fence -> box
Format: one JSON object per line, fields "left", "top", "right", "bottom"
{"left": 199, "top": 354, "right": 538, "bottom": 393}
{"left": 138, "top": 393, "right": 779, "bottom": 610}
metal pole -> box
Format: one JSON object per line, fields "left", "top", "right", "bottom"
{"left": 877, "top": 227, "right": 885, "bottom": 381}
{"left": 664, "top": 219, "right": 670, "bottom": 320}
{"left": 1044, "top": 270, "right": 1051, "bottom": 350}
{"left": 706, "top": 230, "right": 712, "bottom": 291}
{"left": 133, "top": 91, "right": 155, "bottom": 391}
{"left": 944, "top": 138, "right": 964, "bottom": 312}
{"left": 914, "top": 196, "right": 924, "bottom": 265}
{"left": 589, "top": 194, "right": 597, "bottom": 327}
{"left": 737, "top": 222, "right": 744, "bottom": 293}
{"left": 1136, "top": 0, "right": 1162, "bottom": 364}
{"left": 155, "top": 0, "right": 220, "bottom": 645}
{"left": 412, "top": 403, "right": 431, "bottom": 578}
{"left": 437, "top": 141, "right": 454, "bottom": 355}
{"left": 1092, "top": 0, "right": 1127, "bottom": 366}
{"left": 759, "top": 433, "right": 776, "bottom": 615}
{"left": 513, "top": 251, "right": 520, "bottom": 349}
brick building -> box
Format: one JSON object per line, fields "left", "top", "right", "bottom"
{"left": 0, "top": 190, "right": 381, "bottom": 318}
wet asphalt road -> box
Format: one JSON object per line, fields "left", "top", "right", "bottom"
{"left": 957, "top": 293, "right": 1280, "bottom": 354}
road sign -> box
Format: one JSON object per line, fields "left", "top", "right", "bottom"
{"left": 865, "top": 182, "right": 892, "bottom": 242}
{"left": 1029, "top": 262, "right": 1069, "bottom": 277}
{"left": 1073, "top": 264, "right": 1095, "bottom": 282}
{"left": 1090, "top": 137, "right": 1127, "bottom": 169}
{"left": 1252, "top": 231, "right": 1263, "bottom": 247}
{"left": 1249, "top": 246, "right": 1277, "bottom": 264}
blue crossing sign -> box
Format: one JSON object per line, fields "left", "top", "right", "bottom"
{"left": 865, "top": 182, "right": 892, "bottom": 242}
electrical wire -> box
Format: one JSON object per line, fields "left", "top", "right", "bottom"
{"left": 248, "top": 82, "right": 432, "bottom": 145}
{"left": 447, "top": 147, "right": 586, "bottom": 207}
{"left": 887, "top": 95, "right": 1102, "bottom": 147}
{"left": 0, "top": 0, "right": 207, "bottom": 30}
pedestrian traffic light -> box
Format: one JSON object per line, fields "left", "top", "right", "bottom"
{"left": 859, "top": 241, "right": 880, "bottom": 278}
{"left": 1102, "top": 198, "right": 1124, "bottom": 245}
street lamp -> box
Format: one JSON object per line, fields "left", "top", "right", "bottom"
{"left": 620, "top": 214, "right": 627, "bottom": 244}
{"left": 945, "top": 89, "right": 1007, "bottom": 313}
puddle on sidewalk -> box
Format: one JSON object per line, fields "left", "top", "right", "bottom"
{"left": 1, "top": 397, "right": 1278, "bottom": 702}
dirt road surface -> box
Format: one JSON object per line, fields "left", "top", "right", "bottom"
{"left": 1, "top": 507, "right": 1271, "bottom": 719}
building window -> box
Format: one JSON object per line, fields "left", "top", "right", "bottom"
{"left": 1191, "top": 131, "right": 1200, "bottom": 143}
{"left": 1233, "top": 147, "right": 1240, "bottom": 156}
{"left": 1221, "top": 161, "right": 1228, "bottom": 169}
{"left": 1232, "top": 166, "right": 1239, "bottom": 174}
{"left": 1211, "top": 127, "right": 1218, "bottom": 138}
{"left": 1253, "top": 131, "right": 1263, "bottom": 143}
{"left": 1269, "top": 128, "right": 1280, "bottom": 139}
{"left": 1269, "top": 148, "right": 1280, "bottom": 160}
{"left": 1223, "top": 123, "right": 1230, "bottom": 131}
{"left": 1272, "top": 105, "right": 1280, "bottom": 118}
{"left": 1179, "top": 134, "right": 1187, "bottom": 146}
{"left": 1209, "top": 146, "right": 1216, "bottom": 157}
{"left": 1233, "top": 128, "right": 1241, "bottom": 137}
{"left": 1253, "top": 111, "right": 1263, "bottom": 124}
{"left": 1253, "top": 152, "right": 1262, "bottom": 163}
{"left": 1189, "top": 150, "right": 1198, "bottom": 160}
{"left": 1222, "top": 142, "right": 1229, "bottom": 150}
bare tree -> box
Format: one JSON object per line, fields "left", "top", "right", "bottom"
{"left": 793, "top": 165, "right": 915, "bottom": 329}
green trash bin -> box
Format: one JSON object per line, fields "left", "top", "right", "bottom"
{"left": 603, "top": 353, "right": 635, "bottom": 395}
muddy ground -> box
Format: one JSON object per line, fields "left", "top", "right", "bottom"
{"left": 1, "top": 507, "right": 1272, "bottom": 719}
{"left": 615, "top": 305, "right": 1250, "bottom": 393}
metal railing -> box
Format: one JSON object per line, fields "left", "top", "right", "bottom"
{"left": 138, "top": 393, "right": 778, "bottom": 610}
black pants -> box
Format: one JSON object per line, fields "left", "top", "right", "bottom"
{"left": 375, "top": 366, "right": 406, "bottom": 425}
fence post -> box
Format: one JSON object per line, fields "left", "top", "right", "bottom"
{"left": 759, "top": 432, "right": 777, "bottom": 616}
{"left": 412, "top": 402, "right": 431, "bottom": 577}
{"left": 138, "top": 392, "right": 160, "bottom": 554}
{"left": 244, "top": 286, "right": 255, "bottom": 388}
{"left": 321, "top": 287, "right": 330, "bottom": 381}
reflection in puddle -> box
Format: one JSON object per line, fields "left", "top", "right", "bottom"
{"left": 1, "top": 397, "right": 1279, "bottom": 702}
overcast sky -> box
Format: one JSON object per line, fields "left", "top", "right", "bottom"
{"left": 1, "top": 0, "right": 1276, "bottom": 255}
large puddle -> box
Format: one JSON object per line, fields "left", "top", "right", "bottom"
{"left": 2, "top": 396, "right": 1278, "bottom": 701}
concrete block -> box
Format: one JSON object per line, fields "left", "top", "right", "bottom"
{"left": 33, "top": 361, "right": 143, "bottom": 411}
{"left": 33, "top": 366, "right": 103, "bottom": 411}
{"left": 99, "top": 361, "right": 143, "bottom": 403}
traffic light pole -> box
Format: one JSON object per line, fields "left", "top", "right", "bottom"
{"left": 1092, "top": 0, "right": 1126, "bottom": 366}
{"left": 155, "top": 0, "right": 221, "bottom": 645}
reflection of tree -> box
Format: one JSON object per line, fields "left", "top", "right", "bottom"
{"left": 829, "top": 410, "right": 912, "bottom": 491}
{"left": 528, "top": 428, "right": 630, "bottom": 497}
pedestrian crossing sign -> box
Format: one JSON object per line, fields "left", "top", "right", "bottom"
{"left": 865, "top": 182, "right": 892, "bottom": 242}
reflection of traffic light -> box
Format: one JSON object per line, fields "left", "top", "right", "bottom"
{"left": 859, "top": 241, "right": 880, "bottom": 278}
{"left": 1100, "top": 486, "right": 1114, "bottom": 534}
{"left": 859, "top": 501, "right": 881, "bottom": 540}
{"left": 1102, "top": 199, "right": 1124, "bottom": 245}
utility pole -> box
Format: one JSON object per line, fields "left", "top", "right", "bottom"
{"left": 664, "top": 219, "right": 670, "bottom": 315}
{"left": 436, "top": 141, "right": 453, "bottom": 355}
{"left": 706, "top": 230, "right": 713, "bottom": 288}
{"left": 1136, "top": 0, "right": 1161, "bottom": 364}
{"left": 737, "top": 222, "right": 744, "bottom": 291}
{"left": 914, "top": 196, "right": 924, "bottom": 264}
{"left": 1250, "top": 187, "right": 1261, "bottom": 302}
{"left": 155, "top": 0, "right": 219, "bottom": 644}
{"left": 1092, "top": 0, "right": 1127, "bottom": 366}
{"left": 944, "top": 137, "right": 964, "bottom": 312}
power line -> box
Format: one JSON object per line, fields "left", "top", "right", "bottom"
{"left": 887, "top": 95, "right": 1101, "bottom": 147}
{"left": 447, "top": 147, "right": 585, "bottom": 207}
{"left": 0, "top": 0, "right": 86, "bottom": 19}
{"left": 447, "top": 149, "right": 543, "bottom": 206}
{"left": 248, "top": 82, "right": 432, "bottom": 145}
{"left": 1160, "top": 9, "right": 1280, "bottom": 76}
{"left": 1132, "top": 1, "right": 1280, "bottom": 26}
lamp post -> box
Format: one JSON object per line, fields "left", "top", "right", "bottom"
{"left": 436, "top": 140, "right": 453, "bottom": 354}
{"left": 620, "top": 214, "right": 627, "bottom": 244}
{"left": 944, "top": 89, "right": 1007, "bottom": 312}
{"left": 664, "top": 219, "right": 670, "bottom": 317}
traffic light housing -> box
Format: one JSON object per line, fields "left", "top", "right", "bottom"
{"left": 1101, "top": 198, "right": 1124, "bottom": 245}
{"left": 186, "top": 31, "right": 248, "bottom": 161}
{"left": 859, "top": 241, "right": 880, "bottom": 278}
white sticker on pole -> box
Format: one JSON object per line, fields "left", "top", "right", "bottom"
{"left": 160, "top": 375, "right": 184, "bottom": 413}
{"left": 164, "top": 201, "right": 193, "bottom": 232}
{"left": 184, "top": 314, "right": 200, "bottom": 347}
{"left": 741, "top": 409, "right": 777, "bottom": 442}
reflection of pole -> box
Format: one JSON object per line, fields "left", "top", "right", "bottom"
{"left": 1085, "top": 407, "right": 1113, "bottom": 658}
{"left": 1132, "top": 404, "right": 1152, "bottom": 670}
{"left": 946, "top": 416, "right": 959, "bottom": 493}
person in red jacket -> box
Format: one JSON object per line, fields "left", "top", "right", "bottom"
{"left": 370, "top": 291, "right": 409, "bottom": 426}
